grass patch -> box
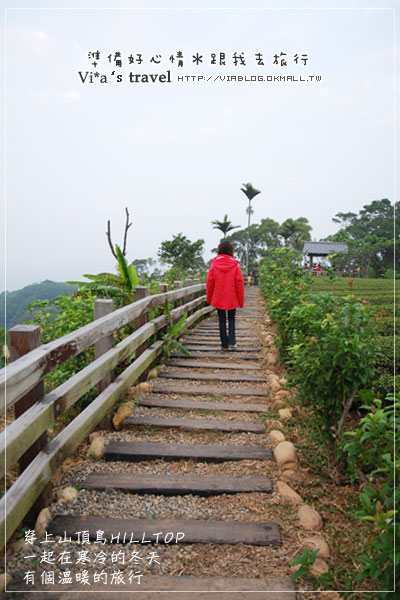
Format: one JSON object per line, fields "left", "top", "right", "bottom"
{"left": 257, "top": 409, "right": 280, "bottom": 423}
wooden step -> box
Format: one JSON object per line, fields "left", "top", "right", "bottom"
{"left": 105, "top": 440, "right": 273, "bottom": 462}
{"left": 48, "top": 515, "right": 281, "bottom": 546}
{"left": 183, "top": 340, "right": 260, "bottom": 348}
{"left": 83, "top": 472, "right": 273, "bottom": 495}
{"left": 183, "top": 346, "right": 261, "bottom": 353}
{"left": 3, "top": 575, "right": 296, "bottom": 598}
{"left": 236, "top": 317, "right": 262, "bottom": 320}
{"left": 183, "top": 338, "right": 256, "bottom": 344}
{"left": 123, "top": 415, "right": 266, "bottom": 433}
{"left": 195, "top": 322, "right": 254, "bottom": 327}
{"left": 159, "top": 371, "right": 266, "bottom": 383}
{"left": 152, "top": 382, "right": 268, "bottom": 397}
{"left": 188, "top": 327, "right": 256, "bottom": 332}
{"left": 170, "top": 352, "right": 260, "bottom": 360}
{"left": 184, "top": 334, "right": 256, "bottom": 340}
{"left": 167, "top": 359, "right": 261, "bottom": 370}
{"left": 187, "top": 329, "right": 256, "bottom": 334}
{"left": 138, "top": 396, "right": 268, "bottom": 413}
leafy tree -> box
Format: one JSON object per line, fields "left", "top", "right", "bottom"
{"left": 241, "top": 183, "right": 261, "bottom": 278}
{"left": 158, "top": 233, "right": 205, "bottom": 273}
{"left": 331, "top": 199, "right": 397, "bottom": 277}
{"left": 0, "top": 281, "right": 77, "bottom": 330}
{"left": 161, "top": 266, "right": 191, "bottom": 286}
{"left": 278, "top": 217, "right": 312, "bottom": 249}
{"left": 211, "top": 214, "right": 240, "bottom": 239}
{"left": 223, "top": 218, "right": 282, "bottom": 267}
{"left": 24, "top": 291, "right": 96, "bottom": 405}
{"left": 131, "top": 258, "right": 156, "bottom": 278}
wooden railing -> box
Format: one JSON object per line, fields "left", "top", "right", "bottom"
{"left": 0, "top": 280, "right": 213, "bottom": 549}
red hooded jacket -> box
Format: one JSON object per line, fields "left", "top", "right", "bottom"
{"left": 206, "top": 254, "right": 245, "bottom": 310}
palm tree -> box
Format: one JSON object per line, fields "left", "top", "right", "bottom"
{"left": 211, "top": 214, "right": 240, "bottom": 239}
{"left": 241, "top": 183, "right": 261, "bottom": 280}
{"left": 278, "top": 217, "right": 312, "bottom": 248}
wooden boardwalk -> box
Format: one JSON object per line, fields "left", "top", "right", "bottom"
{"left": 5, "top": 288, "right": 296, "bottom": 598}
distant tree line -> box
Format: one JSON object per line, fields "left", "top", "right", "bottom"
{"left": 2, "top": 198, "right": 396, "bottom": 344}
{"left": 328, "top": 199, "right": 397, "bottom": 278}
{"left": 1, "top": 280, "right": 77, "bottom": 330}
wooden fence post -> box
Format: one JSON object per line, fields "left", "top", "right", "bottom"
{"left": 8, "top": 325, "right": 51, "bottom": 518}
{"left": 158, "top": 284, "right": 170, "bottom": 329}
{"left": 94, "top": 299, "right": 114, "bottom": 392}
{"left": 185, "top": 279, "right": 194, "bottom": 313}
{"left": 94, "top": 299, "right": 114, "bottom": 430}
{"left": 134, "top": 287, "right": 149, "bottom": 366}
{"left": 173, "top": 281, "right": 183, "bottom": 308}
{"left": 192, "top": 278, "right": 200, "bottom": 301}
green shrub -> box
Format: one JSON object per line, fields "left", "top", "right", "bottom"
{"left": 372, "top": 373, "right": 400, "bottom": 399}
{"left": 287, "top": 295, "right": 379, "bottom": 442}
{"left": 342, "top": 396, "right": 396, "bottom": 477}
{"left": 259, "top": 248, "right": 311, "bottom": 357}
{"left": 360, "top": 294, "right": 394, "bottom": 307}
{"left": 260, "top": 251, "right": 379, "bottom": 445}
{"left": 25, "top": 292, "right": 96, "bottom": 407}
{"left": 375, "top": 336, "right": 396, "bottom": 374}
{"left": 375, "top": 316, "right": 398, "bottom": 336}
{"left": 342, "top": 395, "right": 399, "bottom": 596}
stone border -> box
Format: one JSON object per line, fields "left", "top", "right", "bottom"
{"left": 261, "top": 311, "right": 332, "bottom": 582}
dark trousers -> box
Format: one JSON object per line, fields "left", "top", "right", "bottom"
{"left": 217, "top": 309, "right": 236, "bottom": 348}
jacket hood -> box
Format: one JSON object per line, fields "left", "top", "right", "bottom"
{"left": 212, "top": 254, "right": 239, "bottom": 273}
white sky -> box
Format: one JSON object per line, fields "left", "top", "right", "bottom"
{"left": 1, "top": 0, "right": 398, "bottom": 292}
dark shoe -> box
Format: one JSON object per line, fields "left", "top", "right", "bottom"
{"left": 221, "top": 346, "right": 229, "bottom": 351}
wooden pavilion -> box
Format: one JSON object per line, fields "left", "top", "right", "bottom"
{"left": 302, "top": 241, "right": 348, "bottom": 269}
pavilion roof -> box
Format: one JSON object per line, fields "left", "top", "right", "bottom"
{"left": 302, "top": 241, "right": 348, "bottom": 255}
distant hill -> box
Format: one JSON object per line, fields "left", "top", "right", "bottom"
{"left": 0, "top": 280, "right": 77, "bottom": 330}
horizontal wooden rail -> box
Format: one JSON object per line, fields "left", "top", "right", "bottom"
{"left": 181, "top": 305, "right": 215, "bottom": 332}
{"left": 0, "top": 300, "right": 213, "bottom": 549}
{"left": 0, "top": 284, "right": 205, "bottom": 412}
{"left": 0, "top": 296, "right": 207, "bottom": 478}
{"left": 0, "top": 340, "right": 164, "bottom": 549}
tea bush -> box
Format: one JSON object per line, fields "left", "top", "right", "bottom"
{"left": 372, "top": 373, "right": 399, "bottom": 398}
{"left": 260, "top": 250, "right": 379, "bottom": 442}
{"left": 375, "top": 316, "right": 398, "bottom": 336}
{"left": 260, "top": 257, "right": 396, "bottom": 595}
{"left": 259, "top": 248, "right": 311, "bottom": 358}
{"left": 342, "top": 395, "right": 399, "bottom": 596}
{"left": 374, "top": 336, "right": 396, "bottom": 374}
{"left": 287, "top": 294, "right": 378, "bottom": 439}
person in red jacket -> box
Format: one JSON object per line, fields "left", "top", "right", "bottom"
{"left": 206, "top": 241, "right": 245, "bottom": 350}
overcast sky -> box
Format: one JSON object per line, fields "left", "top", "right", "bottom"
{"left": 1, "top": 0, "right": 397, "bottom": 292}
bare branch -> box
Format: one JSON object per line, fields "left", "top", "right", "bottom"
{"left": 106, "top": 220, "right": 118, "bottom": 260}
{"left": 106, "top": 208, "right": 132, "bottom": 259}
{"left": 336, "top": 388, "right": 358, "bottom": 439}
{"left": 122, "top": 207, "right": 133, "bottom": 256}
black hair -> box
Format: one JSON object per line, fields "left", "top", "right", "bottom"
{"left": 217, "top": 241, "right": 234, "bottom": 256}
